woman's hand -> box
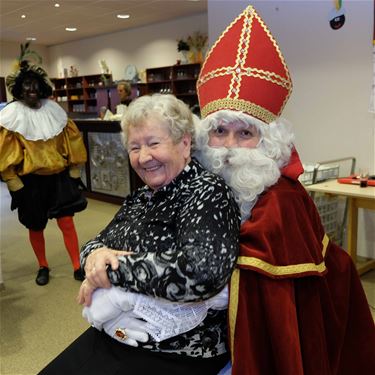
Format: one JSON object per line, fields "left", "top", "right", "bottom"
{"left": 84, "top": 247, "right": 132, "bottom": 289}
{"left": 77, "top": 279, "right": 97, "bottom": 306}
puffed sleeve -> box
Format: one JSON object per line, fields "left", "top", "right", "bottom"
{"left": 0, "top": 127, "right": 24, "bottom": 191}
{"left": 63, "top": 119, "right": 87, "bottom": 178}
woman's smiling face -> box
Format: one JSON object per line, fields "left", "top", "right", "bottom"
{"left": 127, "top": 118, "right": 191, "bottom": 191}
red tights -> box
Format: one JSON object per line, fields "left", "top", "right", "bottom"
{"left": 28, "top": 216, "right": 81, "bottom": 271}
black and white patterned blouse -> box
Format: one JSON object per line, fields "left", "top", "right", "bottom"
{"left": 80, "top": 158, "right": 240, "bottom": 357}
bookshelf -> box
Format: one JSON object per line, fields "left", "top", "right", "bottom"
{"left": 146, "top": 63, "right": 201, "bottom": 110}
{"left": 51, "top": 74, "right": 109, "bottom": 115}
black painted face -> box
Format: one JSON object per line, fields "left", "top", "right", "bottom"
{"left": 21, "top": 77, "right": 42, "bottom": 108}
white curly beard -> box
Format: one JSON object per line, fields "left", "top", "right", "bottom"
{"left": 195, "top": 146, "right": 280, "bottom": 222}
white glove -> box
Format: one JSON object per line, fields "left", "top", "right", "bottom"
{"left": 103, "top": 310, "right": 149, "bottom": 347}
{"left": 82, "top": 286, "right": 136, "bottom": 330}
{"left": 206, "top": 285, "right": 228, "bottom": 310}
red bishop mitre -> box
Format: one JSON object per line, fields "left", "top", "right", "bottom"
{"left": 197, "top": 5, "right": 292, "bottom": 124}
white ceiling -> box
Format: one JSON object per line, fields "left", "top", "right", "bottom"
{"left": 0, "top": 0, "right": 207, "bottom": 46}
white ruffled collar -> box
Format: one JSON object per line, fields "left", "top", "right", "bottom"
{"left": 0, "top": 99, "right": 68, "bottom": 141}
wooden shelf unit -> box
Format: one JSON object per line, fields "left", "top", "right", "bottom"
{"left": 146, "top": 63, "right": 201, "bottom": 110}
{"left": 75, "top": 120, "right": 144, "bottom": 205}
{"left": 52, "top": 65, "right": 201, "bottom": 115}
{"left": 51, "top": 74, "right": 111, "bottom": 115}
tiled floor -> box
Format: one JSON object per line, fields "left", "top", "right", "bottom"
{"left": 0, "top": 182, "right": 121, "bottom": 374}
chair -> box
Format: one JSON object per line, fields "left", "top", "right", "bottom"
{"left": 300, "top": 157, "right": 356, "bottom": 246}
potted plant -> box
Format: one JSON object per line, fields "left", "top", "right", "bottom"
{"left": 187, "top": 31, "right": 208, "bottom": 63}
{"left": 177, "top": 39, "right": 190, "bottom": 64}
{"left": 177, "top": 39, "right": 190, "bottom": 52}
{"left": 99, "top": 59, "right": 112, "bottom": 86}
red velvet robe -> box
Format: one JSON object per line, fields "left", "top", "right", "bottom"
{"left": 228, "top": 175, "right": 375, "bottom": 375}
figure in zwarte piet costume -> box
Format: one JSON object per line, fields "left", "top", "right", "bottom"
{"left": 0, "top": 43, "right": 87, "bottom": 285}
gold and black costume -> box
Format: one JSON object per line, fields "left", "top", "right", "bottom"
{"left": 0, "top": 99, "right": 87, "bottom": 230}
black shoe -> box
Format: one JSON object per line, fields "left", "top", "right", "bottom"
{"left": 36, "top": 267, "right": 49, "bottom": 286}
{"left": 73, "top": 268, "right": 85, "bottom": 281}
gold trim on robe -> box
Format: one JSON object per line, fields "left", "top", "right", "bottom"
{"left": 228, "top": 234, "right": 329, "bottom": 363}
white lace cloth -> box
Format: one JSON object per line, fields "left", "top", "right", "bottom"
{"left": 83, "top": 286, "right": 228, "bottom": 342}
{"left": 0, "top": 99, "right": 67, "bottom": 141}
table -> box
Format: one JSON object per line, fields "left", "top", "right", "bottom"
{"left": 305, "top": 179, "right": 375, "bottom": 275}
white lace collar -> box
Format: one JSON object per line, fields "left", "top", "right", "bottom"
{"left": 0, "top": 99, "right": 68, "bottom": 141}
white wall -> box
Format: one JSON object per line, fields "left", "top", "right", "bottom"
{"left": 47, "top": 13, "right": 207, "bottom": 80}
{"left": 0, "top": 41, "right": 49, "bottom": 99}
{"left": 208, "top": 0, "right": 374, "bottom": 172}
{"left": 208, "top": 0, "right": 374, "bottom": 258}
{"left": 0, "top": 42, "right": 49, "bottom": 77}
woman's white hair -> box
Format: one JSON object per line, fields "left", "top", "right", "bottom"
{"left": 121, "top": 94, "right": 194, "bottom": 150}
{"left": 195, "top": 109, "right": 295, "bottom": 168}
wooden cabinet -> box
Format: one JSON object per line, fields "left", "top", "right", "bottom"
{"left": 51, "top": 64, "right": 201, "bottom": 117}
{"left": 0, "top": 77, "right": 7, "bottom": 102}
{"left": 146, "top": 63, "right": 201, "bottom": 111}
{"left": 51, "top": 74, "right": 111, "bottom": 115}
{"left": 76, "top": 120, "right": 143, "bottom": 204}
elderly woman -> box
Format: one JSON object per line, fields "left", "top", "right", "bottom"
{"left": 38, "top": 94, "right": 240, "bottom": 375}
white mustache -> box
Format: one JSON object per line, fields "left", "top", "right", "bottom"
{"left": 195, "top": 145, "right": 281, "bottom": 222}
{"left": 203, "top": 147, "right": 271, "bottom": 171}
